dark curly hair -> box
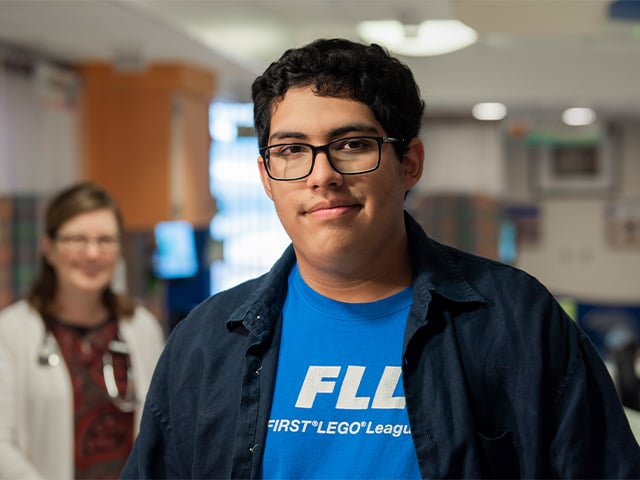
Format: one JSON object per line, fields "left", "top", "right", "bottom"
{"left": 251, "top": 38, "right": 425, "bottom": 158}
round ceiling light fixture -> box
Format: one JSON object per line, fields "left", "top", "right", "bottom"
{"left": 562, "top": 107, "right": 597, "bottom": 126}
{"left": 357, "top": 19, "right": 478, "bottom": 57}
{"left": 472, "top": 102, "right": 507, "bottom": 121}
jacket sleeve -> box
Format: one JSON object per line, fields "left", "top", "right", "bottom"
{"left": 548, "top": 304, "right": 640, "bottom": 477}
{"left": 120, "top": 345, "right": 183, "bottom": 479}
{"left": 120, "top": 401, "right": 182, "bottom": 479}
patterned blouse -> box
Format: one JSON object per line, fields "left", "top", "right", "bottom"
{"left": 45, "top": 315, "right": 134, "bottom": 479}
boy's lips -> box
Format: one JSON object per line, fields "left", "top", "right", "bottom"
{"left": 305, "top": 200, "right": 360, "bottom": 216}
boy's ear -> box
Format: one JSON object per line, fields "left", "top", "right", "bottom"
{"left": 402, "top": 137, "right": 424, "bottom": 190}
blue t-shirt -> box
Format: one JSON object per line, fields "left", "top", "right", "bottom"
{"left": 261, "top": 265, "right": 421, "bottom": 479}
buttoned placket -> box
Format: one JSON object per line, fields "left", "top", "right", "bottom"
{"left": 231, "top": 312, "right": 272, "bottom": 480}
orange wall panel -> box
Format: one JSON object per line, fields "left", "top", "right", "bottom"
{"left": 79, "top": 63, "right": 216, "bottom": 230}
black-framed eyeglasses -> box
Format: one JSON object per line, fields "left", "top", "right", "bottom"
{"left": 259, "top": 136, "right": 404, "bottom": 181}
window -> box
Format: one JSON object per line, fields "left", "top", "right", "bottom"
{"left": 208, "top": 101, "right": 290, "bottom": 294}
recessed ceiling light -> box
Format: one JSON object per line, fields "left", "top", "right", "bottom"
{"left": 472, "top": 102, "right": 507, "bottom": 121}
{"left": 357, "top": 19, "right": 478, "bottom": 57}
{"left": 562, "top": 107, "right": 596, "bottom": 126}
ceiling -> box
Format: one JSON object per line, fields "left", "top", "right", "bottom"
{"left": 1, "top": 0, "right": 639, "bottom": 118}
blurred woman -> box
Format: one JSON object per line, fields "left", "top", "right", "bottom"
{"left": 0, "top": 182, "right": 165, "bottom": 479}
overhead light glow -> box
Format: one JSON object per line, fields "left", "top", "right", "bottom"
{"left": 357, "top": 19, "right": 478, "bottom": 57}
{"left": 562, "top": 107, "right": 596, "bottom": 126}
{"left": 472, "top": 102, "right": 507, "bottom": 121}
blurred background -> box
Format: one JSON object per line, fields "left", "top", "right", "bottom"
{"left": 0, "top": 1, "right": 639, "bottom": 401}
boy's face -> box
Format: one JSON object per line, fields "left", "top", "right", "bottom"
{"left": 258, "top": 86, "right": 423, "bottom": 275}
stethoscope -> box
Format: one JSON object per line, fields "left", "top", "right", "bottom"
{"left": 37, "top": 331, "right": 138, "bottom": 413}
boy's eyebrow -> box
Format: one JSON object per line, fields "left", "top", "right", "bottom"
{"left": 268, "top": 131, "right": 307, "bottom": 143}
{"left": 329, "top": 124, "right": 379, "bottom": 138}
{"left": 268, "top": 123, "right": 380, "bottom": 144}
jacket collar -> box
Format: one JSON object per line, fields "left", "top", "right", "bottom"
{"left": 405, "top": 211, "right": 485, "bottom": 305}
{"left": 226, "top": 245, "right": 296, "bottom": 338}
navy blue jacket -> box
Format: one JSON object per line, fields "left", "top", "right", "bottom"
{"left": 122, "top": 213, "right": 640, "bottom": 479}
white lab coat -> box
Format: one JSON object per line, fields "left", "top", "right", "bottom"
{"left": 0, "top": 300, "right": 165, "bottom": 479}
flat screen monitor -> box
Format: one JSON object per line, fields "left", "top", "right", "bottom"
{"left": 153, "top": 220, "right": 198, "bottom": 279}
